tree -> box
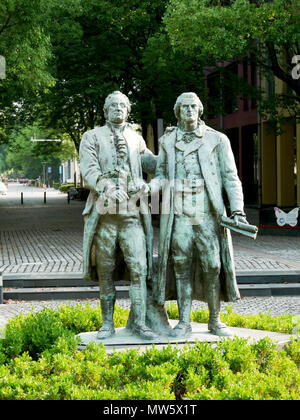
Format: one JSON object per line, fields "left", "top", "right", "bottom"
{"left": 33, "top": 0, "right": 211, "bottom": 150}
{"left": 5, "top": 124, "right": 75, "bottom": 180}
{"left": 164, "top": 0, "right": 300, "bottom": 125}
{"left": 0, "top": 0, "right": 56, "bottom": 143}
{"left": 141, "top": 30, "right": 207, "bottom": 126}
{"left": 0, "top": 0, "right": 56, "bottom": 88}
{"left": 0, "top": 145, "right": 8, "bottom": 173}
{"left": 0, "top": 0, "right": 84, "bottom": 145}
{"left": 33, "top": 0, "right": 171, "bottom": 150}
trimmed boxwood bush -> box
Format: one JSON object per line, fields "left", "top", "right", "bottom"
{"left": 0, "top": 303, "right": 299, "bottom": 400}
{"left": 58, "top": 184, "right": 80, "bottom": 193}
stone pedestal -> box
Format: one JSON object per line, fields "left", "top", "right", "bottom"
{"left": 76, "top": 320, "right": 292, "bottom": 353}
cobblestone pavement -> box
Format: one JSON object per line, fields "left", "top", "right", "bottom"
{"left": 0, "top": 185, "right": 300, "bottom": 326}
{"left": 0, "top": 228, "right": 83, "bottom": 274}
{"left": 0, "top": 184, "right": 84, "bottom": 274}
{"left": 1, "top": 186, "right": 300, "bottom": 274}
{"left": 0, "top": 297, "right": 299, "bottom": 330}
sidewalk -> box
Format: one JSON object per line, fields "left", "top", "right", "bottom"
{"left": 0, "top": 184, "right": 84, "bottom": 275}
{"left": 1, "top": 185, "right": 300, "bottom": 275}
{"left": 0, "top": 183, "right": 299, "bottom": 325}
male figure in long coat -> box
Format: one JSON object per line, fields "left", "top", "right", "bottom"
{"left": 79, "top": 91, "right": 157, "bottom": 341}
{"left": 150, "top": 92, "right": 248, "bottom": 337}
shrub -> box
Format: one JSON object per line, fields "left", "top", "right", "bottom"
{"left": 4, "top": 309, "right": 74, "bottom": 359}
{"left": 1, "top": 304, "right": 129, "bottom": 360}
{"left": 166, "top": 302, "right": 298, "bottom": 334}
{"left": 58, "top": 184, "right": 80, "bottom": 193}
{"left": 0, "top": 303, "right": 299, "bottom": 400}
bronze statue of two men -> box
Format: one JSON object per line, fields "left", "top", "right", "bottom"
{"left": 79, "top": 90, "right": 249, "bottom": 341}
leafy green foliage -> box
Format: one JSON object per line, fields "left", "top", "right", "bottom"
{"left": 167, "top": 302, "right": 299, "bottom": 334}
{"left": 33, "top": 0, "right": 208, "bottom": 150}
{"left": 2, "top": 0, "right": 299, "bottom": 152}
{"left": 58, "top": 183, "right": 81, "bottom": 193}
{"left": 0, "top": 0, "right": 55, "bottom": 89}
{"left": 34, "top": 1, "right": 170, "bottom": 150}
{"left": 164, "top": 0, "right": 300, "bottom": 125}
{"left": 5, "top": 124, "right": 75, "bottom": 179}
{"left": 0, "top": 145, "right": 8, "bottom": 173}
{"left": 0, "top": 303, "right": 299, "bottom": 400}
{"left": 0, "top": 0, "right": 58, "bottom": 144}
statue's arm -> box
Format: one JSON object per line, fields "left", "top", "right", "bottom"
{"left": 138, "top": 135, "right": 154, "bottom": 155}
{"left": 138, "top": 135, "right": 158, "bottom": 175}
{"left": 79, "top": 132, "right": 102, "bottom": 193}
{"left": 79, "top": 132, "right": 115, "bottom": 195}
{"left": 148, "top": 141, "right": 167, "bottom": 194}
{"left": 218, "top": 134, "right": 245, "bottom": 215}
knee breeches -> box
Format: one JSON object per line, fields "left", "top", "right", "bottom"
{"left": 171, "top": 214, "right": 221, "bottom": 280}
{"left": 93, "top": 215, "right": 147, "bottom": 296}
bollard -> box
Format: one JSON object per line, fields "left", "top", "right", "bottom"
{"left": 67, "top": 190, "right": 70, "bottom": 204}
{"left": 44, "top": 191, "right": 46, "bottom": 204}
{"left": 21, "top": 192, "right": 23, "bottom": 205}
{"left": 0, "top": 273, "right": 3, "bottom": 304}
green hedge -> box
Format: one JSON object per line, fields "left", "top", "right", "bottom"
{"left": 58, "top": 184, "right": 80, "bottom": 193}
{"left": 0, "top": 304, "right": 299, "bottom": 400}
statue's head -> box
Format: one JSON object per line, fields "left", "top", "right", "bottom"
{"left": 104, "top": 91, "right": 131, "bottom": 124}
{"left": 174, "top": 92, "right": 203, "bottom": 125}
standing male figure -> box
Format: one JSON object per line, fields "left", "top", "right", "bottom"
{"left": 150, "top": 92, "right": 248, "bottom": 337}
{"left": 79, "top": 91, "right": 157, "bottom": 341}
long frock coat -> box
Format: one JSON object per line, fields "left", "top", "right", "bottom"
{"left": 79, "top": 124, "right": 155, "bottom": 283}
{"left": 150, "top": 123, "right": 244, "bottom": 305}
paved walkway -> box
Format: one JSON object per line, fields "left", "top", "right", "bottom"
{"left": 0, "top": 184, "right": 83, "bottom": 274}
{"left": 0, "top": 183, "right": 299, "bottom": 327}
{"left": 1, "top": 184, "right": 300, "bottom": 275}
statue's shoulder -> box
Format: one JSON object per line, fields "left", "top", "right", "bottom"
{"left": 126, "top": 122, "right": 142, "bottom": 133}
{"left": 204, "top": 124, "right": 220, "bottom": 135}
{"left": 164, "top": 126, "right": 176, "bottom": 134}
{"left": 159, "top": 126, "right": 176, "bottom": 146}
{"left": 125, "top": 123, "right": 143, "bottom": 141}
{"left": 80, "top": 127, "right": 110, "bottom": 156}
{"left": 204, "top": 124, "right": 228, "bottom": 143}
{"left": 83, "top": 125, "right": 107, "bottom": 138}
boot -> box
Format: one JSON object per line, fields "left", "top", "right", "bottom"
{"left": 128, "top": 282, "right": 158, "bottom": 341}
{"left": 97, "top": 294, "right": 116, "bottom": 339}
{"left": 207, "top": 279, "right": 232, "bottom": 337}
{"left": 170, "top": 276, "right": 192, "bottom": 338}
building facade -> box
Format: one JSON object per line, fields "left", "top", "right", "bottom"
{"left": 61, "top": 157, "right": 80, "bottom": 185}
{"left": 205, "top": 61, "right": 300, "bottom": 214}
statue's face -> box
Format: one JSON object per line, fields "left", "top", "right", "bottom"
{"left": 179, "top": 97, "right": 199, "bottom": 125}
{"left": 107, "top": 95, "right": 128, "bottom": 124}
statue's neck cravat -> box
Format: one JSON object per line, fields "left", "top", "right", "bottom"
{"left": 107, "top": 122, "right": 129, "bottom": 169}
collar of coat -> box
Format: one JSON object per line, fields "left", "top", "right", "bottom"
{"left": 96, "top": 123, "right": 140, "bottom": 149}
{"left": 161, "top": 122, "right": 219, "bottom": 157}
{"left": 106, "top": 121, "right": 126, "bottom": 132}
